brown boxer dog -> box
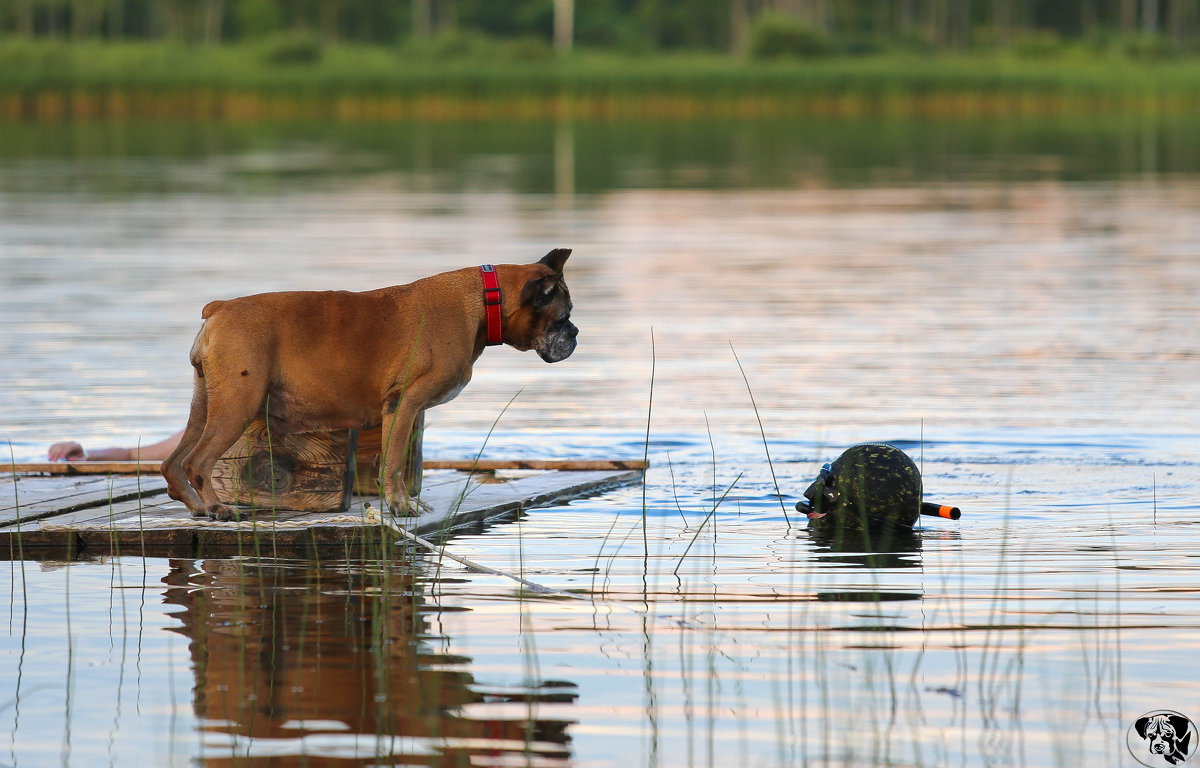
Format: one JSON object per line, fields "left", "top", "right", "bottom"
{"left": 161, "top": 249, "right": 577, "bottom": 520}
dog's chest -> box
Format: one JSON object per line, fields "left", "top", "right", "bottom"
{"left": 431, "top": 379, "right": 469, "bottom": 406}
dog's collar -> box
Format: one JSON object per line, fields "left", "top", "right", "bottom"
{"left": 480, "top": 265, "right": 503, "bottom": 346}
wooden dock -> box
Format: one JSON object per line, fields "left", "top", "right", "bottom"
{"left": 1, "top": 460, "right": 644, "bottom": 559}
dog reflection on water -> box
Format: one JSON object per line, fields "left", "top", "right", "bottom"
{"left": 162, "top": 559, "right": 578, "bottom": 764}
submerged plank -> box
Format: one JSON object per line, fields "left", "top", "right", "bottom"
{"left": 394, "top": 470, "right": 643, "bottom": 535}
{"left": 426, "top": 459, "right": 647, "bottom": 471}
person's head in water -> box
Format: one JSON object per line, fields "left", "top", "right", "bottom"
{"left": 798, "top": 443, "right": 922, "bottom": 531}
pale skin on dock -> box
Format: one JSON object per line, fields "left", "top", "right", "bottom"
{"left": 48, "top": 430, "right": 183, "bottom": 462}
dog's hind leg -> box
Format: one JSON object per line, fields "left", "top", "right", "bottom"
{"left": 181, "top": 374, "right": 268, "bottom": 521}
{"left": 161, "top": 373, "right": 210, "bottom": 517}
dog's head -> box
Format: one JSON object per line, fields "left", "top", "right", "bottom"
{"left": 506, "top": 248, "right": 578, "bottom": 363}
{"left": 1135, "top": 714, "right": 1193, "bottom": 763}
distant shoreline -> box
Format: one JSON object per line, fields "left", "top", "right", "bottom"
{"left": 3, "top": 41, "right": 1200, "bottom": 121}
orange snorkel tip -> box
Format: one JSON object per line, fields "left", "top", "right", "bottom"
{"left": 921, "top": 502, "right": 961, "bottom": 520}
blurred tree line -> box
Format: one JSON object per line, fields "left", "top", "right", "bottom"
{"left": 1, "top": 0, "right": 1197, "bottom": 56}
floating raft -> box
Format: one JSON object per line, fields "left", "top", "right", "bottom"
{"left": 1, "top": 459, "right": 644, "bottom": 559}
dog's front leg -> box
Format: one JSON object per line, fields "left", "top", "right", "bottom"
{"left": 403, "top": 411, "right": 424, "bottom": 498}
{"left": 379, "top": 398, "right": 430, "bottom": 517}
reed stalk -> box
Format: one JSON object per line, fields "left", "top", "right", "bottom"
{"left": 730, "top": 342, "right": 790, "bottom": 526}
{"left": 446, "top": 388, "right": 523, "bottom": 519}
{"left": 641, "top": 330, "right": 655, "bottom": 568}
{"left": 672, "top": 472, "right": 742, "bottom": 577}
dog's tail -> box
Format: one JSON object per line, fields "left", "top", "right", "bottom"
{"left": 191, "top": 301, "right": 228, "bottom": 378}
{"left": 190, "top": 307, "right": 222, "bottom": 378}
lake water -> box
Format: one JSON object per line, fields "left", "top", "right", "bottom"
{"left": 2, "top": 117, "right": 1199, "bottom": 767}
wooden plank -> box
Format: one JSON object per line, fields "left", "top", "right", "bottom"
{"left": 0, "top": 467, "right": 643, "bottom": 557}
{"left": 430, "top": 459, "right": 648, "bottom": 471}
{"left": 0, "top": 476, "right": 119, "bottom": 512}
{"left": 3, "top": 461, "right": 163, "bottom": 475}
{"left": 0, "top": 476, "right": 168, "bottom": 528}
{"left": 4, "top": 496, "right": 387, "bottom": 555}
{"left": 0, "top": 465, "right": 474, "bottom": 531}
{"left": 4, "top": 458, "right": 649, "bottom": 476}
{"left": 2, "top": 496, "right": 191, "bottom": 555}
{"left": 390, "top": 469, "right": 644, "bottom": 535}
{"left": 19, "top": 495, "right": 190, "bottom": 528}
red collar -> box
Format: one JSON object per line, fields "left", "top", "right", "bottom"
{"left": 480, "top": 265, "right": 502, "bottom": 346}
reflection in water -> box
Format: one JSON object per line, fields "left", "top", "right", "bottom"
{"left": 1, "top": 115, "right": 1198, "bottom": 194}
{"left": 807, "top": 525, "right": 923, "bottom": 570}
{"left": 161, "top": 559, "right": 576, "bottom": 766}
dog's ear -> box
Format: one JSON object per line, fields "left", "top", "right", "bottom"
{"left": 1135, "top": 717, "right": 1152, "bottom": 740}
{"left": 1169, "top": 715, "right": 1192, "bottom": 741}
{"left": 520, "top": 274, "right": 561, "bottom": 309}
{"left": 520, "top": 273, "right": 566, "bottom": 309}
{"left": 538, "top": 248, "right": 571, "bottom": 274}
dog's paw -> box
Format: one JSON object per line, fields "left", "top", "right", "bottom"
{"left": 388, "top": 497, "right": 433, "bottom": 518}
{"left": 207, "top": 503, "right": 242, "bottom": 522}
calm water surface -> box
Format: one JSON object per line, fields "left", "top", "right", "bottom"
{"left": 2, "top": 118, "right": 1199, "bottom": 767}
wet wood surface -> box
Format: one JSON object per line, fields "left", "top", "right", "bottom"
{"left": 0, "top": 464, "right": 642, "bottom": 559}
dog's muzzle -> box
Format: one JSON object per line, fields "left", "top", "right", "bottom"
{"left": 537, "top": 318, "right": 579, "bottom": 363}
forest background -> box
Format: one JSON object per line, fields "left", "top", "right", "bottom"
{"left": 2, "top": 1, "right": 1198, "bottom": 119}
{"left": 1, "top": 0, "right": 1196, "bottom": 56}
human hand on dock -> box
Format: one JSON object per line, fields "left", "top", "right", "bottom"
{"left": 48, "top": 441, "right": 88, "bottom": 461}
{"left": 47, "top": 430, "right": 185, "bottom": 462}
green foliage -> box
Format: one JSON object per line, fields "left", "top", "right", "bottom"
{"left": 573, "top": 0, "right": 634, "bottom": 49}
{"left": 748, "top": 13, "right": 835, "bottom": 60}
{"left": 1122, "top": 33, "right": 1173, "bottom": 61}
{"left": 236, "top": 0, "right": 284, "bottom": 40}
{"left": 1011, "top": 30, "right": 1066, "bottom": 59}
{"left": 885, "top": 31, "right": 938, "bottom": 56}
{"left": 405, "top": 29, "right": 555, "bottom": 63}
{"left": 425, "top": 29, "right": 496, "bottom": 59}
{"left": 4, "top": 39, "right": 1200, "bottom": 118}
{"left": 839, "top": 34, "right": 885, "bottom": 57}
{"left": 258, "top": 30, "right": 323, "bottom": 65}
{"left": 0, "top": 38, "right": 65, "bottom": 71}
{"left": 1, "top": 0, "right": 1200, "bottom": 60}
{"left": 504, "top": 36, "right": 555, "bottom": 62}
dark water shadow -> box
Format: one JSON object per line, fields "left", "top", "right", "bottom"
{"left": 806, "top": 524, "right": 924, "bottom": 570}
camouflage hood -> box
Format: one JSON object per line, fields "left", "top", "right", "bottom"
{"left": 799, "top": 443, "right": 922, "bottom": 532}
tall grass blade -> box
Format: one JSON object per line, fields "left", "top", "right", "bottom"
{"left": 729, "top": 343, "right": 790, "bottom": 526}
{"left": 642, "top": 329, "right": 655, "bottom": 558}
{"left": 672, "top": 472, "right": 742, "bottom": 577}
